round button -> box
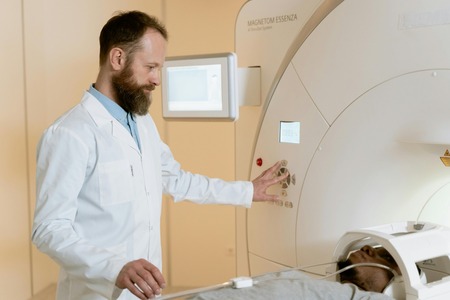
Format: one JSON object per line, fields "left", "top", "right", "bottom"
{"left": 256, "top": 158, "right": 263, "bottom": 166}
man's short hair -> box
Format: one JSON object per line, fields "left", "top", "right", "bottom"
{"left": 99, "top": 10, "right": 168, "bottom": 65}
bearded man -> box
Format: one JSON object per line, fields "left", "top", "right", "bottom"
{"left": 32, "top": 11, "right": 287, "bottom": 300}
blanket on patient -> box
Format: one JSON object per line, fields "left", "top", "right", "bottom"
{"left": 188, "top": 270, "right": 393, "bottom": 300}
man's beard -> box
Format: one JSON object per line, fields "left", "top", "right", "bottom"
{"left": 111, "top": 64, "right": 155, "bottom": 116}
{"left": 337, "top": 259, "right": 358, "bottom": 282}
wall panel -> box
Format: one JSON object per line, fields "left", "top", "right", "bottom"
{"left": 163, "top": 0, "right": 247, "bottom": 288}
{"left": 0, "top": 2, "right": 31, "bottom": 299}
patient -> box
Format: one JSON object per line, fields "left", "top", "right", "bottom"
{"left": 180, "top": 244, "right": 397, "bottom": 300}
{"left": 338, "top": 245, "right": 402, "bottom": 293}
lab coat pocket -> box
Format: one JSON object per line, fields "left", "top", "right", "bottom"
{"left": 98, "top": 160, "right": 133, "bottom": 206}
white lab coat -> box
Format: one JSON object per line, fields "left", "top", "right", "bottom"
{"left": 32, "top": 91, "right": 253, "bottom": 300}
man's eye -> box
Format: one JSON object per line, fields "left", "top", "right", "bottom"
{"left": 380, "top": 254, "right": 394, "bottom": 262}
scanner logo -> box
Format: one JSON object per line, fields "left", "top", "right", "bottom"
{"left": 247, "top": 13, "right": 298, "bottom": 31}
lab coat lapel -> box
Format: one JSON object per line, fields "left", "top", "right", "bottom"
{"left": 110, "top": 120, "right": 141, "bottom": 154}
{"left": 81, "top": 91, "right": 141, "bottom": 154}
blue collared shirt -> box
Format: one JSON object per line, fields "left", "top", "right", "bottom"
{"left": 88, "top": 85, "right": 141, "bottom": 150}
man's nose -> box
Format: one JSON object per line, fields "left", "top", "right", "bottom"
{"left": 150, "top": 69, "right": 161, "bottom": 86}
{"left": 361, "top": 245, "right": 375, "bottom": 256}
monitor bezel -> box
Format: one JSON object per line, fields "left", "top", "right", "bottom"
{"left": 161, "top": 52, "right": 238, "bottom": 121}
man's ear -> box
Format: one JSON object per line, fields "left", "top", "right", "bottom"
{"left": 110, "top": 48, "right": 125, "bottom": 71}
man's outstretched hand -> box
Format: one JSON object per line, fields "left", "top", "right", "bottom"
{"left": 252, "top": 161, "right": 289, "bottom": 202}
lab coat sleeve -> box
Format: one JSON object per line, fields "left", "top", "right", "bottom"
{"left": 160, "top": 141, "right": 253, "bottom": 207}
{"left": 32, "top": 125, "right": 127, "bottom": 299}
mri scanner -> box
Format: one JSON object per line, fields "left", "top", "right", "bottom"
{"left": 242, "top": 0, "right": 450, "bottom": 274}
{"left": 239, "top": 0, "right": 450, "bottom": 298}
{"left": 241, "top": 0, "right": 450, "bottom": 297}
{"left": 163, "top": 0, "right": 450, "bottom": 298}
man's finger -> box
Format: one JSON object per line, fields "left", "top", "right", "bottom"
{"left": 138, "top": 270, "right": 162, "bottom": 296}
{"left": 267, "top": 171, "right": 289, "bottom": 185}
{"left": 125, "top": 279, "right": 148, "bottom": 300}
{"left": 267, "top": 161, "right": 282, "bottom": 173}
{"left": 143, "top": 262, "right": 166, "bottom": 290}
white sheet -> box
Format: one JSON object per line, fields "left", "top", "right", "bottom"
{"left": 187, "top": 270, "right": 393, "bottom": 300}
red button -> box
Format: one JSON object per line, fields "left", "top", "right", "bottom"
{"left": 256, "top": 158, "right": 263, "bottom": 166}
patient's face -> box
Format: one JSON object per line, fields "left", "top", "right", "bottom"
{"left": 339, "top": 245, "right": 401, "bottom": 293}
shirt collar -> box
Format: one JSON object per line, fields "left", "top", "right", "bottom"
{"left": 88, "top": 84, "right": 136, "bottom": 124}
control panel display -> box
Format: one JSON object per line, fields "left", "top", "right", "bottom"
{"left": 279, "top": 121, "right": 300, "bottom": 144}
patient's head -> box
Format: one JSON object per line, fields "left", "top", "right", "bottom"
{"left": 338, "top": 245, "right": 401, "bottom": 293}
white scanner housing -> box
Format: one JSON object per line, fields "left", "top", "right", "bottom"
{"left": 333, "top": 221, "right": 450, "bottom": 299}
{"left": 235, "top": 1, "right": 450, "bottom": 298}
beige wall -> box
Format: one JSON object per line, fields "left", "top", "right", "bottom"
{"left": 163, "top": 0, "right": 247, "bottom": 287}
{"left": 1, "top": 0, "right": 246, "bottom": 298}
{"left": 0, "top": 2, "right": 30, "bottom": 300}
